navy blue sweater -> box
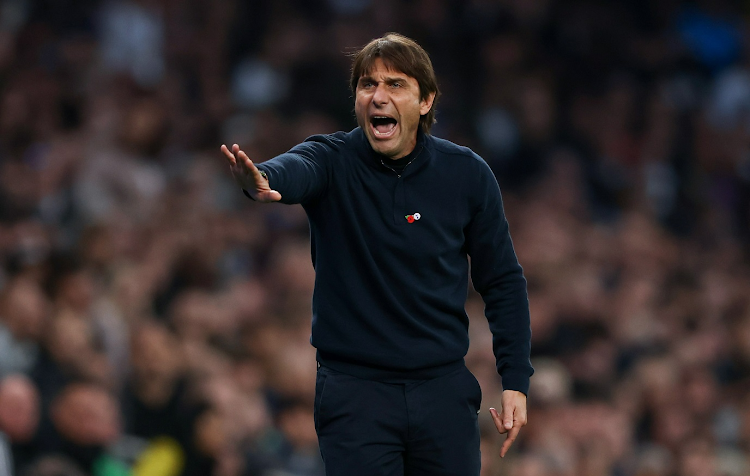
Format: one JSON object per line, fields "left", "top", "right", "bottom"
{"left": 256, "top": 128, "right": 533, "bottom": 394}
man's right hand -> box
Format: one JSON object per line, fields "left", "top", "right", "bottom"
{"left": 220, "top": 144, "right": 282, "bottom": 202}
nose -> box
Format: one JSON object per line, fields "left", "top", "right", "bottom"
{"left": 372, "top": 83, "right": 388, "bottom": 106}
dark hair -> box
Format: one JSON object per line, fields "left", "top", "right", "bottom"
{"left": 350, "top": 33, "right": 440, "bottom": 134}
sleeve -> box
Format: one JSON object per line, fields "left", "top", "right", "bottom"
{"left": 465, "top": 159, "right": 533, "bottom": 395}
{"left": 252, "top": 134, "right": 338, "bottom": 205}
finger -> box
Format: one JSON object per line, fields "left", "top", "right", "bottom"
{"left": 237, "top": 150, "right": 261, "bottom": 178}
{"left": 489, "top": 407, "right": 508, "bottom": 435}
{"left": 220, "top": 144, "right": 236, "bottom": 165}
{"left": 258, "top": 190, "right": 283, "bottom": 202}
{"left": 499, "top": 425, "right": 521, "bottom": 458}
{"left": 501, "top": 402, "right": 514, "bottom": 431}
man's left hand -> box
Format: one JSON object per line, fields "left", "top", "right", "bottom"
{"left": 489, "top": 390, "right": 527, "bottom": 458}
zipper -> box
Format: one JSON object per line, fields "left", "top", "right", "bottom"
{"left": 380, "top": 147, "right": 422, "bottom": 178}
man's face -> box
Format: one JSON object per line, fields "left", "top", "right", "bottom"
{"left": 355, "top": 58, "right": 435, "bottom": 160}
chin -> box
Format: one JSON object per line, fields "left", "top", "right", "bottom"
{"left": 372, "top": 142, "right": 398, "bottom": 158}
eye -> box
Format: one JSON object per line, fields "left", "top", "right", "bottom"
{"left": 360, "top": 80, "right": 375, "bottom": 89}
{"left": 391, "top": 82, "right": 403, "bottom": 88}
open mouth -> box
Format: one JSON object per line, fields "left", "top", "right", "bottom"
{"left": 370, "top": 116, "right": 398, "bottom": 137}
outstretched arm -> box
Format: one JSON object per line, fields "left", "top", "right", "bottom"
{"left": 220, "top": 143, "right": 281, "bottom": 203}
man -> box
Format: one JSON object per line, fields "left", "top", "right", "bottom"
{"left": 0, "top": 374, "right": 41, "bottom": 475}
{"left": 221, "top": 33, "right": 532, "bottom": 476}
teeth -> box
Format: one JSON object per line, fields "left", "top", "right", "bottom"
{"left": 371, "top": 115, "right": 397, "bottom": 136}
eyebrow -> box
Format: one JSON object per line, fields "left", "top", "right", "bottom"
{"left": 358, "top": 73, "right": 409, "bottom": 85}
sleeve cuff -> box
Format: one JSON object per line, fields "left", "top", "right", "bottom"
{"left": 500, "top": 369, "right": 531, "bottom": 396}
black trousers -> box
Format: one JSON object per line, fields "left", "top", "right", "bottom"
{"left": 314, "top": 364, "right": 482, "bottom": 476}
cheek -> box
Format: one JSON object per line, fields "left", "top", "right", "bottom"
{"left": 355, "top": 92, "right": 370, "bottom": 110}
{"left": 354, "top": 100, "right": 368, "bottom": 124}
{"left": 399, "top": 103, "right": 421, "bottom": 127}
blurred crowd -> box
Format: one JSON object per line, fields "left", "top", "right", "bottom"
{"left": 1, "top": 0, "right": 750, "bottom": 475}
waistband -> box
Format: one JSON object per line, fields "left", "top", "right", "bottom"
{"left": 316, "top": 350, "right": 465, "bottom": 383}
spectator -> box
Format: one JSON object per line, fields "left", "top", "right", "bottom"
{"left": 47, "top": 383, "right": 121, "bottom": 473}
{"left": 0, "top": 374, "right": 42, "bottom": 475}
{"left": 0, "top": 278, "right": 48, "bottom": 378}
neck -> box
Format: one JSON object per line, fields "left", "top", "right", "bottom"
{"left": 381, "top": 129, "right": 424, "bottom": 161}
{"left": 388, "top": 138, "right": 417, "bottom": 160}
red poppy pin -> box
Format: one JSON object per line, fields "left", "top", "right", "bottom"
{"left": 405, "top": 212, "right": 421, "bottom": 223}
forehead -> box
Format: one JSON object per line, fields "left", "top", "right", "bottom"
{"left": 359, "top": 57, "right": 411, "bottom": 79}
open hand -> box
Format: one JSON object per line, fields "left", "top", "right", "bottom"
{"left": 489, "top": 390, "right": 527, "bottom": 458}
{"left": 220, "top": 144, "right": 281, "bottom": 202}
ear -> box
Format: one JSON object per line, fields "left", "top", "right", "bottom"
{"left": 419, "top": 92, "right": 436, "bottom": 116}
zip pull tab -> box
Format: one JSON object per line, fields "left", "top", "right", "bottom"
{"left": 379, "top": 145, "right": 423, "bottom": 178}
{"left": 380, "top": 159, "right": 402, "bottom": 178}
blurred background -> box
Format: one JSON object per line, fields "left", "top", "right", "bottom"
{"left": 0, "top": 0, "right": 749, "bottom": 475}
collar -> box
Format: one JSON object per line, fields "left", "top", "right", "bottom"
{"left": 351, "top": 127, "right": 431, "bottom": 177}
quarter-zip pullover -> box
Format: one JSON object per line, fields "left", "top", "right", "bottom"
{"left": 256, "top": 127, "right": 533, "bottom": 394}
